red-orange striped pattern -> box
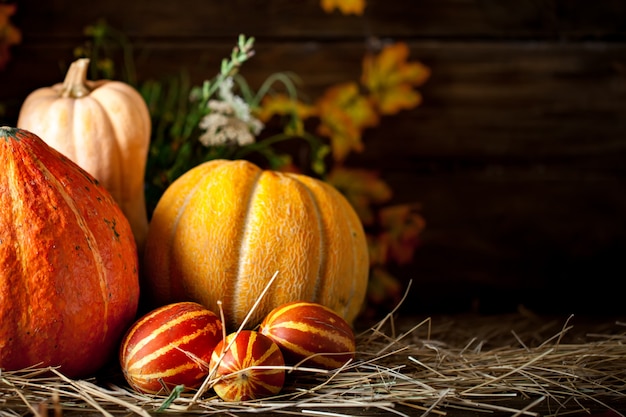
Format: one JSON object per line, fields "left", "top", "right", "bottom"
{"left": 119, "top": 302, "right": 223, "bottom": 394}
{"left": 259, "top": 301, "right": 355, "bottom": 370}
{"left": 210, "top": 330, "right": 285, "bottom": 402}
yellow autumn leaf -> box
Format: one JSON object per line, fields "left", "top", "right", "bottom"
{"left": 317, "top": 108, "right": 360, "bottom": 163}
{"left": 316, "top": 82, "right": 378, "bottom": 162}
{"left": 320, "top": 0, "right": 366, "bottom": 15}
{"left": 326, "top": 166, "right": 392, "bottom": 225}
{"left": 361, "top": 42, "right": 430, "bottom": 115}
{"left": 256, "top": 93, "right": 317, "bottom": 121}
{"left": 255, "top": 94, "right": 317, "bottom": 136}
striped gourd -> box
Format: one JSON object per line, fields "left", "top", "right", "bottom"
{"left": 119, "top": 302, "right": 223, "bottom": 394}
{"left": 210, "top": 330, "right": 285, "bottom": 401}
{"left": 259, "top": 301, "right": 355, "bottom": 370}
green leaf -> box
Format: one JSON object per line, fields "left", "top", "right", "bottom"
{"left": 157, "top": 384, "right": 185, "bottom": 412}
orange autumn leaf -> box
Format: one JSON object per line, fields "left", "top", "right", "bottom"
{"left": 316, "top": 107, "right": 360, "bottom": 163}
{"left": 256, "top": 93, "right": 317, "bottom": 136}
{"left": 378, "top": 204, "right": 425, "bottom": 265}
{"left": 316, "top": 82, "right": 378, "bottom": 162}
{"left": 320, "top": 0, "right": 366, "bottom": 15}
{"left": 0, "top": 3, "right": 21, "bottom": 70}
{"left": 361, "top": 42, "right": 430, "bottom": 115}
{"left": 326, "top": 166, "right": 392, "bottom": 225}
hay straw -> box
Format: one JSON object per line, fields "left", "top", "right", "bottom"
{"left": 1, "top": 282, "right": 625, "bottom": 416}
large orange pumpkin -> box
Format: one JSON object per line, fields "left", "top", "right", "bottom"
{"left": 0, "top": 126, "right": 140, "bottom": 378}
{"left": 143, "top": 159, "right": 368, "bottom": 329}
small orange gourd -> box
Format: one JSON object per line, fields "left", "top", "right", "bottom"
{"left": 0, "top": 126, "right": 140, "bottom": 378}
{"left": 143, "top": 159, "right": 369, "bottom": 329}
{"left": 16, "top": 58, "right": 151, "bottom": 250}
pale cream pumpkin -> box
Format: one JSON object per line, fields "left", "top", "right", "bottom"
{"left": 143, "top": 159, "right": 369, "bottom": 329}
{"left": 17, "top": 58, "right": 151, "bottom": 250}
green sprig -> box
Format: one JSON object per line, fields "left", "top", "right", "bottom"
{"left": 77, "top": 24, "right": 326, "bottom": 214}
{"left": 193, "top": 34, "right": 256, "bottom": 106}
{"left": 156, "top": 384, "right": 185, "bottom": 411}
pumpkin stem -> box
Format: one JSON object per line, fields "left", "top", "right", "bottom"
{"left": 61, "top": 58, "right": 92, "bottom": 98}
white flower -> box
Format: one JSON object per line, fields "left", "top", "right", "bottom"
{"left": 196, "top": 77, "right": 264, "bottom": 147}
{"left": 218, "top": 77, "right": 264, "bottom": 134}
{"left": 198, "top": 110, "right": 255, "bottom": 147}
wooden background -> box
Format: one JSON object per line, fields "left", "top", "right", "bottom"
{"left": 1, "top": 0, "right": 625, "bottom": 317}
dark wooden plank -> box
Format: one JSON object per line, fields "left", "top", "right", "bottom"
{"left": 12, "top": 0, "right": 626, "bottom": 41}
{"left": 387, "top": 172, "right": 626, "bottom": 315}
{"left": 3, "top": 40, "right": 626, "bottom": 151}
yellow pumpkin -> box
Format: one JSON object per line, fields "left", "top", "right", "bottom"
{"left": 143, "top": 159, "right": 369, "bottom": 328}
{"left": 17, "top": 58, "right": 151, "bottom": 250}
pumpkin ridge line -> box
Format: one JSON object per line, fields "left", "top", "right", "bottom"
{"left": 288, "top": 175, "right": 326, "bottom": 303}
{"left": 32, "top": 156, "right": 110, "bottom": 340}
{"left": 167, "top": 177, "right": 208, "bottom": 301}
{"left": 4, "top": 150, "right": 29, "bottom": 343}
{"left": 87, "top": 97, "right": 124, "bottom": 198}
{"left": 90, "top": 84, "right": 150, "bottom": 202}
{"left": 67, "top": 97, "right": 79, "bottom": 158}
{"left": 344, "top": 194, "right": 363, "bottom": 320}
{"left": 233, "top": 165, "right": 263, "bottom": 323}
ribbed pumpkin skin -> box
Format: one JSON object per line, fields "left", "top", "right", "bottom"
{"left": 143, "top": 159, "right": 369, "bottom": 329}
{"left": 0, "top": 126, "right": 140, "bottom": 378}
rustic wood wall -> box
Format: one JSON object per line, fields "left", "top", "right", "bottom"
{"left": 2, "top": 0, "right": 625, "bottom": 316}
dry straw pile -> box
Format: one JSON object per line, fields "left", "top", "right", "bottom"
{"left": 1, "top": 297, "right": 625, "bottom": 417}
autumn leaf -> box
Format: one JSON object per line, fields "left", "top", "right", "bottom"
{"left": 326, "top": 166, "right": 392, "bottom": 225}
{"left": 0, "top": 3, "right": 21, "bottom": 70}
{"left": 316, "top": 105, "right": 360, "bottom": 163}
{"left": 361, "top": 42, "right": 430, "bottom": 115}
{"left": 378, "top": 203, "right": 425, "bottom": 265}
{"left": 316, "top": 82, "right": 378, "bottom": 162}
{"left": 255, "top": 93, "right": 317, "bottom": 136}
{"left": 320, "top": 0, "right": 366, "bottom": 15}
